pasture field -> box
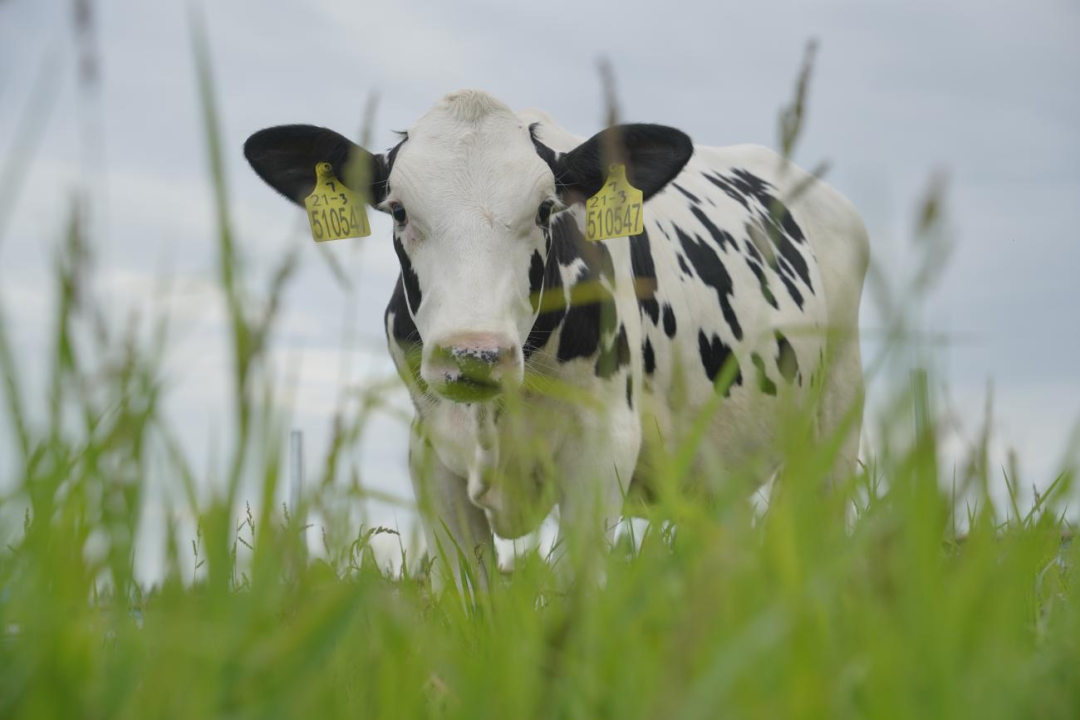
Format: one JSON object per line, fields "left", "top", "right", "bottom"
{"left": 1, "top": 23, "right": 1077, "bottom": 720}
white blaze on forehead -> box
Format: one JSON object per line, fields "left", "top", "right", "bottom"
{"left": 387, "top": 90, "right": 555, "bottom": 357}
{"left": 387, "top": 90, "right": 554, "bottom": 229}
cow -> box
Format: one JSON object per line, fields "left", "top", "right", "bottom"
{"left": 244, "top": 89, "right": 869, "bottom": 588}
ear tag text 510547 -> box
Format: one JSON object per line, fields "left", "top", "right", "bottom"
{"left": 584, "top": 163, "right": 644, "bottom": 242}
{"left": 304, "top": 163, "right": 371, "bottom": 242}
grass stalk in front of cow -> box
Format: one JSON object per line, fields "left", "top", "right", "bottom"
{"left": 0, "top": 20, "right": 1078, "bottom": 720}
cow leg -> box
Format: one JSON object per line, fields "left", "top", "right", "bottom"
{"left": 408, "top": 421, "right": 495, "bottom": 594}
{"left": 552, "top": 399, "right": 641, "bottom": 583}
{"left": 820, "top": 331, "right": 865, "bottom": 488}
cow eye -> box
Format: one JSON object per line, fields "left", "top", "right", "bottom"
{"left": 536, "top": 200, "right": 554, "bottom": 227}
{"left": 390, "top": 203, "right": 408, "bottom": 226}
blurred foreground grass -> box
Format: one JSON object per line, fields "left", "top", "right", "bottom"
{"left": 0, "top": 21, "right": 1078, "bottom": 720}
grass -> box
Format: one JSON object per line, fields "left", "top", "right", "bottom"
{"left": 0, "top": 18, "right": 1078, "bottom": 720}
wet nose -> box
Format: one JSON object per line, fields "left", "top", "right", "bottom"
{"left": 427, "top": 333, "right": 519, "bottom": 402}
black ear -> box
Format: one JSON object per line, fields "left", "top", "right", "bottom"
{"left": 549, "top": 124, "right": 693, "bottom": 203}
{"left": 243, "top": 125, "right": 390, "bottom": 207}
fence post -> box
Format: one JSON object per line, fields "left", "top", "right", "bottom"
{"left": 289, "top": 429, "right": 306, "bottom": 553}
{"left": 912, "top": 368, "right": 930, "bottom": 440}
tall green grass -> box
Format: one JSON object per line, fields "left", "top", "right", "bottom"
{"left": 0, "top": 19, "right": 1077, "bottom": 720}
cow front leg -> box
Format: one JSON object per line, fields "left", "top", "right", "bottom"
{"left": 409, "top": 422, "right": 495, "bottom": 594}
{"left": 553, "top": 401, "right": 641, "bottom": 583}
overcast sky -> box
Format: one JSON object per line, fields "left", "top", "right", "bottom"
{"left": 2, "top": 0, "right": 1078, "bottom": 571}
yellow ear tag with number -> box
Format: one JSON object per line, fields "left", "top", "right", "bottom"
{"left": 584, "top": 163, "right": 644, "bottom": 242}
{"left": 304, "top": 163, "right": 371, "bottom": 242}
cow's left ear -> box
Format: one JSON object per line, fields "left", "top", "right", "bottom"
{"left": 244, "top": 124, "right": 390, "bottom": 207}
{"left": 550, "top": 124, "right": 693, "bottom": 203}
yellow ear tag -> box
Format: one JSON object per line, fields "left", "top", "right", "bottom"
{"left": 584, "top": 163, "right": 644, "bottom": 242}
{"left": 303, "top": 162, "right": 371, "bottom": 242}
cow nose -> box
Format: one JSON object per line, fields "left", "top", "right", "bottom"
{"left": 426, "top": 333, "right": 520, "bottom": 402}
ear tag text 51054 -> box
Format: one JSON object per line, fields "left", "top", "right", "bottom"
{"left": 304, "top": 163, "right": 371, "bottom": 242}
{"left": 585, "top": 163, "right": 644, "bottom": 242}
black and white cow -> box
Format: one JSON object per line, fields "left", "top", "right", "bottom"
{"left": 245, "top": 89, "right": 869, "bottom": 585}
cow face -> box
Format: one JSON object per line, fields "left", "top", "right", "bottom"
{"left": 244, "top": 90, "right": 693, "bottom": 403}
{"left": 383, "top": 93, "right": 555, "bottom": 402}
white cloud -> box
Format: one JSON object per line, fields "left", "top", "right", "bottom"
{"left": 1, "top": 0, "right": 1078, "bottom": 572}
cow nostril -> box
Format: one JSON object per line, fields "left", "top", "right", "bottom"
{"left": 452, "top": 349, "right": 501, "bottom": 385}
{"left": 428, "top": 335, "right": 520, "bottom": 398}
{"left": 450, "top": 346, "right": 501, "bottom": 366}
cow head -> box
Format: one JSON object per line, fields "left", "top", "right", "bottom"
{"left": 244, "top": 90, "right": 692, "bottom": 403}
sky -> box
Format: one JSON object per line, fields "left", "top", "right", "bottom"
{"left": 1, "top": 0, "right": 1078, "bottom": 573}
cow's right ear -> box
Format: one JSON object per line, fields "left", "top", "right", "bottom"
{"left": 243, "top": 125, "right": 389, "bottom": 207}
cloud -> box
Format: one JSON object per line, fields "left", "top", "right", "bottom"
{"left": 1, "top": 0, "right": 1078, "bottom": 558}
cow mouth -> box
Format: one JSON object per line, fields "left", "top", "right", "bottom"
{"left": 433, "top": 374, "right": 502, "bottom": 403}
